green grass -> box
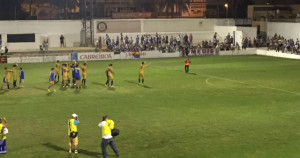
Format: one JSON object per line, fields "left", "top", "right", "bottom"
{"left": 1, "top": 55, "right": 300, "bottom": 158}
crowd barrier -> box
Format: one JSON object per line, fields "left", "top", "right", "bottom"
{"left": 5, "top": 48, "right": 300, "bottom": 64}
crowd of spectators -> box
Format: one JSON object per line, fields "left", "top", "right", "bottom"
{"left": 96, "top": 32, "right": 300, "bottom": 55}
{"left": 95, "top": 33, "right": 194, "bottom": 53}
{"left": 267, "top": 34, "right": 300, "bottom": 54}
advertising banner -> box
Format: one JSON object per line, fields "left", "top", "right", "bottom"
{"left": 77, "top": 52, "right": 114, "bottom": 61}
{"left": 188, "top": 49, "right": 218, "bottom": 56}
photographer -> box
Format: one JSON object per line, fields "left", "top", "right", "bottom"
{"left": 68, "top": 114, "right": 80, "bottom": 154}
{"left": 98, "top": 115, "right": 119, "bottom": 158}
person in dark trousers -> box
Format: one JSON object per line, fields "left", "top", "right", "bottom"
{"left": 60, "top": 35, "right": 65, "bottom": 47}
{"left": 98, "top": 116, "right": 119, "bottom": 158}
{"left": 185, "top": 58, "right": 191, "bottom": 73}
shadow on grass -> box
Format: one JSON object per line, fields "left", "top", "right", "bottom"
{"left": 142, "top": 85, "right": 152, "bottom": 89}
{"left": 0, "top": 89, "right": 10, "bottom": 95}
{"left": 125, "top": 80, "right": 137, "bottom": 85}
{"left": 187, "top": 72, "right": 197, "bottom": 75}
{"left": 107, "top": 87, "right": 115, "bottom": 91}
{"left": 34, "top": 86, "right": 47, "bottom": 91}
{"left": 46, "top": 92, "right": 54, "bottom": 96}
{"left": 92, "top": 82, "right": 105, "bottom": 87}
{"left": 43, "top": 143, "right": 101, "bottom": 158}
{"left": 60, "top": 87, "right": 68, "bottom": 91}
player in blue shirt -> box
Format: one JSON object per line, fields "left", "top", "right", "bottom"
{"left": 71, "top": 61, "right": 76, "bottom": 86}
{"left": 48, "top": 68, "right": 56, "bottom": 92}
{"left": 19, "top": 67, "right": 25, "bottom": 87}
{"left": 74, "top": 63, "right": 81, "bottom": 90}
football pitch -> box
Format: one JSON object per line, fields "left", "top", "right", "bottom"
{"left": 1, "top": 55, "right": 300, "bottom": 158}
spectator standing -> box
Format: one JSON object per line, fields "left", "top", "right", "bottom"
{"left": 60, "top": 35, "right": 65, "bottom": 47}
{"left": 189, "top": 33, "right": 193, "bottom": 44}
{"left": 0, "top": 117, "right": 8, "bottom": 154}
{"left": 68, "top": 113, "right": 80, "bottom": 154}
{"left": 98, "top": 116, "right": 119, "bottom": 158}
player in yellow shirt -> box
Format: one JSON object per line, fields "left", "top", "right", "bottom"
{"left": 81, "top": 62, "right": 88, "bottom": 86}
{"left": 105, "top": 64, "right": 114, "bottom": 87}
{"left": 1, "top": 67, "right": 12, "bottom": 90}
{"left": 48, "top": 68, "right": 56, "bottom": 92}
{"left": 12, "top": 64, "right": 18, "bottom": 88}
{"left": 62, "top": 64, "right": 69, "bottom": 88}
{"left": 66, "top": 62, "right": 71, "bottom": 86}
{"left": 139, "top": 62, "right": 151, "bottom": 86}
{"left": 55, "top": 60, "right": 61, "bottom": 82}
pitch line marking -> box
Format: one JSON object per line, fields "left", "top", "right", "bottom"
{"left": 201, "top": 74, "right": 299, "bottom": 96}
{"left": 258, "top": 85, "right": 300, "bottom": 96}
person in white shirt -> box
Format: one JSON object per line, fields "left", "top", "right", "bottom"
{"left": 98, "top": 116, "right": 119, "bottom": 158}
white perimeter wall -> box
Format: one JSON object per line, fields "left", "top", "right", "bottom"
{"left": 0, "top": 20, "right": 82, "bottom": 50}
{"left": 0, "top": 19, "right": 259, "bottom": 51}
{"left": 267, "top": 22, "right": 300, "bottom": 39}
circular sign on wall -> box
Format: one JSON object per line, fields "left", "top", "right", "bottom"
{"left": 97, "top": 22, "right": 107, "bottom": 32}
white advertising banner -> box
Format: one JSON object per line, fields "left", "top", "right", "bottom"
{"left": 188, "top": 49, "right": 218, "bottom": 56}
{"left": 78, "top": 52, "right": 114, "bottom": 61}
{"left": 119, "top": 51, "right": 180, "bottom": 60}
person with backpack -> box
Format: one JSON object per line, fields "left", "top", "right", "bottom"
{"left": 68, "top": 114, "right": 80, "bottom": 154}
{"left": 98, "top": 115, "right": 119, "bottom": 158}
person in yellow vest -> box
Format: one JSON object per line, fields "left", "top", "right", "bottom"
{"left": 68, "top": 113, "right": 80, "bottom": 154}
{"left": 105, "top": 64, "right": 114, "bottom": 87}
{"left": 81, "top": 62, "right": 88, "bottom": 86}
{"left": 0, "top": 117, "right": 8, "bottom": 154}
{"left": 98, "top": 116, "right": 119, "bottom": 158}
{"left": 55, "top": 60, "right": 61, "bottom": 82}
{"left": 139, "top": 62, "right": 151, "bottom": 86}
{"left": 185, "top": 58, "right": 191, "bottom": 73}
{"left": 12, "top": 64, "right": 18, "bottom": 88}
{"left": 1, "top": 67, "right": 12, "bottom": 90}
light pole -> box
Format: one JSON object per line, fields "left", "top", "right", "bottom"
{"left": 224, "top": 3, "right": 228, "bottom": 18}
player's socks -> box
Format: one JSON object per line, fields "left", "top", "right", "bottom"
{"left": 142, "top": 79, "right": 144, "bottom": 84}
{"left": 139, "top": 79, "right": 140, "bottom": 84}
{"left": 111, "top": 81, "right": 113, "bottom": 87}
{"left": 7, "top": 85, "right": 9, "bottom": 89}
{"left": 58, "top": 76, "right": 60, "bottom": 82}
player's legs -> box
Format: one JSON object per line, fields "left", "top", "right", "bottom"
{"left": 110, "top": 80, "right": 114, "bottom": 87}
{"left": 13, "top": 80, "right": 17, "bottom": 88}
{"left": 6, "top": 81, "right": 10, "bottom": 89}
{"left": 187, "top": 66, "right": 189, "bottom": 73}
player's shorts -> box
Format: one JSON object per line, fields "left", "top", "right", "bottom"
{"left": 139, "top": 72, "right": 144, "bottom": 78}
{"left": 69, "top": 136, "right": 78, "bottom": 146}
{"left": 82, "top": 74, "right": 87, "bottom": 79}
{"left": 75, "top": 76, "right": 81, "bottom": 81}
{"left": 55, "top": 69, "right": 60, "bottom": 75}
{"left": 108, "top": 75, "right": 114, "bottom": 80}
{"left": 63, "top": 76, "right": 68, "bottom": 81}
{"left": 5, "top": 78, "right": 10, "bottom": 83}
{"left": 67, "top": 73, "right": 70, "bottom": 79}
{"left": 49, "top": 81, "right": 54, "bottom": 85}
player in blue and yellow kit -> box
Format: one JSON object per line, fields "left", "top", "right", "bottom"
{"left": 62, "top": 64, "right": 69, "bottom": 88}
{"left": 19, "top": 67, "right": 25, "bottom": 87}
{"left": 1, "top": 67, "right": 12, "bottom": 90}
{"left": 139, "top": 62, "right": 151, "bottom": 86}
{"left": 55, "top": 60, "right": 61, "bottom": 82}
{"left": 71, "top": 61, "right": 76, "bottom": 86}
{"left": 105, "top": 64, "right": 114, "bottom": 87}
{"left": 74, "top": 63, "right": 81, "bottom": 90}
{"left": 48, "top": 68, "right": 56, "bottom": 92}
{"left": 81, "top": 62, "right": 88, "bottom": 86}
